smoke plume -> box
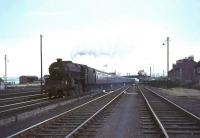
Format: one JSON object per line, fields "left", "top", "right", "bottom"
{"left": 71, "top": 49, "right": 111, "bottom": 59}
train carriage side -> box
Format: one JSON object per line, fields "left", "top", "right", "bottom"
{"left": 95, "top": 70, "right": 109, "bottom": 90}
{"left": 95, "top": 70, "right": 132, "bottom": 90}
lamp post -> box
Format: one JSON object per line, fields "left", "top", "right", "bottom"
{"left": 150, "top": 66, "right": 151, "bottom": 77}
{"left": 5, "top": 54, "right": 7, "bottom": 89}
{"left": 40, "top": 34, "right": 43, "bottom": 93}
{"left": 163, "top": 37, "right": 169, "bottom": 88}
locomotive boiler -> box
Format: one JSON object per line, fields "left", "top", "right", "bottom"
{"left": 45, "top": 58, "right": 132, "bottom": 98}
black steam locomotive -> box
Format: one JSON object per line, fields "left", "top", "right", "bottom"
{"left": 45, "top": 59, "right": 133, "bottom": 98}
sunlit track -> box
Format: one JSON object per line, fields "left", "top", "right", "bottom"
{"left": 148, "top": 86, "right": 200, "bottom": 118}
{"left": 0, "top": 87, "right": 122, "bottom": 119}
{"left": 7, "top": 86, "right": 128, "bottom": 138}
{"left": 0, "top": 93, "right": 46, "bottom": 102}
{"left": 0, "top": 90, "right": 40, "bottom": 95}
{"left": 0, "top": 93, "right": 45, "bottom": 101}
{"left": 0, "top": 94, "right": 48, "bottom": 113}
{"left": 0, "top": 98, "right": 53, "bottom": 116}
{"left": 0, "top": 91, "right": 50, "bottom": 117}
{"left": 0, "top": 90, "right": 41, "bottom": 98}
{"left": 0, "top": 97, "right": 48, "bottom": 109}
{"left": 138, "top": 85, "right": 200, "bottom": 138}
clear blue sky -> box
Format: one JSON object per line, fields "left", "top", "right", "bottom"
{"left": 0, "top": 0, "right": 200, "bottom": 77}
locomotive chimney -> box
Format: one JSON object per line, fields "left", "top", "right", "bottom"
{"left": 57, "top": 58, "right": 62, "bottom": 62}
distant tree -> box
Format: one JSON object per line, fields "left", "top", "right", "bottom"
{"left": 138, "top": 70, "right": 146, "bottom": 76}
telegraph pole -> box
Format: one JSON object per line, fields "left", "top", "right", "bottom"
{"left": 163, "top": 69, "right": 165, "bottom": 77}
{"left": 163, "top": 37, "right": 170, "bottom": 88}
{"left": 167, "top": 37, "right": 169, "bottom": 88}
{"left": 150, "top": 66, "right": 151, "bottom": 77}
{"left": 40, "top": 34, "right": 43, "bottom": 93}
{"left": 167, "top": 37, "right": 169, "bottom": 77}
{"left": 5, "top": 54, "right": 7, "bottom": 89}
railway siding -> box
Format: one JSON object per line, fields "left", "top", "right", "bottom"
{"left": 151, "top": 87, "right": 200, "bottom": 117}
{"left": 5, "top": 85, "right": 200, "bottom": 137}
{"left": 138, "top": 86, "right": 200, "bottom": 138}
{"left": 1, "top": 92, "right": 108, "bottom": 137}
{"left": 7, "top": 86, "right": 127, "bottom": 137}
{"left": 0, "top": 92, "right": 101, "bottom": 127}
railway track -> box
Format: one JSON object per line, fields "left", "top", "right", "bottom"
{"left": 0, "top": 92, "right": 48, "bottom": 117}
{"left": 138, "top": 86, "right": 200, "bottom": 138}
{"left": 0, "top": 87, "right": 119, "bottom": 117}
{"left": 0, "top": 92, "right": 47, "bottom": 105}
{"left": 138, "top": 93, "right": 160, "bottom": 138}
{"left": 7, "top": 86, "right": 128, "bottom": 138}
{"left": 149, "top": 86, "right": 200, "bottom": 117}
{"left": 0, "top": 88, "right": 41, "bottom": 99}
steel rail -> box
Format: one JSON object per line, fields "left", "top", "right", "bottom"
{"left": 137, "top": 86, "right": 169, "bottom": 138}
{"left": 7, "top": 86, "right": 124, "bottom": 138}
{"left": 0, "top": 90, "right": 40, "bottom": 96}
{"left": 0, "top": 99, "right": 51, "bottom": 115}
{"left": 65, "top": 87, "right": 128, "bottom": 138}
{"left": 0, "top": 97, "right": 48, "bottom": 108}
{"left": 0, "top": 93, "right": 45, "bottom": 102}
{"left": 145, "top": 87, "right": 200, "bottom": 122}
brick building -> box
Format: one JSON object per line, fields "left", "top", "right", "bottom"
{"left": 19, "top": 76, "right": 39, "bottom": 84}
{"left": 195, "top": 61, "right": 200, "bottom": 87}
{"left": 169, "top": 56, "right": 197, "bottom": 86}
